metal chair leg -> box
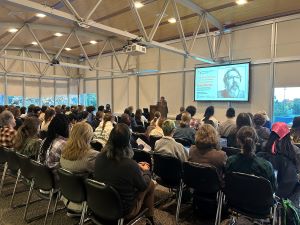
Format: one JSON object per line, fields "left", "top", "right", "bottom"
{"left": 215, "top": 191, "right": 221, "bottom": 225}
{"left": 0, "top": 162, "right": 8, "bottom": 195}
{"left": 272, "top": 204, "right": 277, "bottom": 225}
{"left": 23, "top": 180, "right": 34, "bottom": 221}
{"left": 50, "top": 191, "right": 61, "bottom": 225}
{"left": 218, "top": 192, "right": 223, "bottom": 225}
{"left": 175, "top": 180, "right": 184, "bottom": 224}
{"left": 43, "top": 189, "right": 54, "bottom": 225}
{"left": 10, "top": 169, "right": 21, "bottom": 208}
{"left": 118, "top": 218, "right": 124, "bottom": 225}
{"left": 79, "top": 201, "right": 87, "bottom": 225}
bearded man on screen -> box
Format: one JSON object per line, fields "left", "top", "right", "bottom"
{"left": 218, "top": 68, "right": 245, "bottom": 98}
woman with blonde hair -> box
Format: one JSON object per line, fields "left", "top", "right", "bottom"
{"left": 93, "top": 112, "right": 114, "bottom": 147}
{"left": 189, "top": 124, "right": 227, "bottom": 176}
{"left": 60, "top": 122, "right": 99, "bottom": 216}
{"left": 61, "top": 122, "right": 99, "bottom": 173}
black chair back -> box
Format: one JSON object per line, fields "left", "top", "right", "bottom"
{"left": 222, "top": 147, "right": 241, "bottom": 157}
{"left": 153, "top": 153, "right": 182, "bottom": 187}
{"left": 0, "top": 147, "right": 8, "bottom": 164}
{"left": 175, "top": 138, "right": 191, "bottom": 147}
{"left": 6, "top": 150, "right": 20, "bottom": 172}
{"left": 58, "top": 168, "right": 88, "bottom": 204}
{"left": 85, "top": 179, "right": 123, "bottom": 221}
{"left": 132, "top": 125, "right": 146, "bottom": 133}
{"left": 30, "top": 160, "right": 54, "bottom": 191}
{"left": 16, "top": 152, "right": 33, "bottom": 180}
{"left": 132, "top": 149, "right": 152, "bottom": 170}
{"left": 224, "top": 172, "right": 274, "bottom": 218}
{"left": 183, "top": 162, "right": 220, "bottom": 194}
{"left": 149, "top": 136, "right": 161, "bottom": 150}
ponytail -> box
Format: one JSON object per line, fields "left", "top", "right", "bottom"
{"left": 236, "top": 126, "right": 258, "bottom": 156}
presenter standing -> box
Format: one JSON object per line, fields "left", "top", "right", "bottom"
{"left": 157, "top": 96, "right": 168, "bottom": 119}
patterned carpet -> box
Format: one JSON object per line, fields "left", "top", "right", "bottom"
{"left": 0, "top": 176, "right": 218, "bottom": 225}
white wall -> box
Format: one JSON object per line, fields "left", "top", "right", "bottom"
{"left": 83, "top": 15, "right": 300, "bottom": 121}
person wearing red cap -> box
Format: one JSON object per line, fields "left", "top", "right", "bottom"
{"left": 258, "top": 122, "right": 300, "bottom": 200}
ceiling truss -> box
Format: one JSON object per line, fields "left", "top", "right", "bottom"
{"left": 3, "top": 0, "right": 224, "bottom": 66}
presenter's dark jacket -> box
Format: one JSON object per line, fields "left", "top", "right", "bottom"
{"left": 225, "top": 153, "right": 277, "bottom": 192}
{"left": 94, "top": 152, "right": 151, "bottom": 216}
{"left": 157, "top": 100, "right": 168, "bottom": 119}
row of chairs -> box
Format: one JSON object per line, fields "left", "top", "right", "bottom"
{"left": 0, "top": 147, "right": 152, "bottom": 225}
{"left": 131, "top": 149, "right": 279, "bottom": 225}
{"left": 0, "top": 147, "right": 279, "bottom": 225}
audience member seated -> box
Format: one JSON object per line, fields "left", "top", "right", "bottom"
{"left": 40, "top": 109, "right": 55, "bottom": 138}
{"left": 149, "top": 117, "right": 164, "bottom": 138}
{"left": 119, "top": 113, "right": 139, "bottom": 148}
{"left": 20, "top": 106, "right": 27, "bottom": 119}
{"left": 201, "top": 106, "right": 219, "bottom": 129}
{"left": 225, "top": 126, "right": 277, "bottom": 192}
{"left": 218, "top": 107, "right": 236, "bottom": 138}
{"left": 39, "top": 114, "right": 69, "bottom": 186}
{"left": 135, "top": 108, "right": 148, "bottom": 127}
{"left": 253, "top": 112, "right": 270, "bottom": 142}
{"left": 0, "top": 110, "right": 17, "bottom": 148}
{"left": 93, "top": 112, "right": 114, "bottom": 147}
{"left": 12, "top": 107, "right": 23, "bottom": 130}
{"left": 90, "top": 111, "right": 103, "bottom": 130}
{"left": 104, "top": 104, "right": 111, "bottom": 113}
{"left": 39, "top": 105, "right": 48, "bottom": 123}
{"left": 150, "top": 111, "right": 161, "bottom": 127}
{"left": 185, "top": 105, "right": 200, "bottom": 130}
{"left": 189, "top": 124, "right": 227, "bottom": 178}
{"left": 258, "top": 122, "right": 300, "bottom": 199}
{"left": 259, "top": 110, "right": 271, "bottom": 130}
{"left": 14, "top": 117, "right": 41, "bottom": 160}
{"left": 124, "top": 107, "right": 138, "bottom": 129}
{"left": 60, "top": 122, "right": 99, "bottom": 215}
{"left": 227, "top": 112, "right": 253, "bottom": 148}
{"left": 175, "top": 106, "right": 185, "bottom": 121}
{"left": 86, "top": 106, "right": 96, "bottom": 125}
{"left": 155, "top": 120, "right": 187, "bottom": 162}
{"left": 173, "top": 112, "right": 195, "bottom": 145}
{"left": 94, "top": 124, "right": 156, "bottom": 224}
{"left": 291, "top": 116, "right": 300, "bottom": 144}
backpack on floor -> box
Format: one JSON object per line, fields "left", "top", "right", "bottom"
{"left": 282, "top": 199, "right": 300, "bottom": 225}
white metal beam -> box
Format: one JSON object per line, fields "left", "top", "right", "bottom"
{"left": 4, "top": 0, "right": 215, "bottom": 63}
{"left": 174, "top": 0, "right": 223, "bottom": 31}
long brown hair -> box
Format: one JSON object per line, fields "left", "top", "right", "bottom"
{"left": 101, "top": 112, "right": 113, "bottom": 131}
{"left": 14, "top": 117, "right": 40, "bottom": 150}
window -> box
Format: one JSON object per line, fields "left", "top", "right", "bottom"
{"left": 55, "top": 96, "right": 68, "bottom": 106}
{"left": 273, "top": 87, "right": 300, "bottom": 125}
{"left": 0, "top": 94, "right": 4, "bottom": 105}
{"left": 25, "top": 98, "right": 40, "bottom": 107}
{"left": 69, "top": 95, "right": 78, "bottom": 105}
{"left": 41, "top": 97, "right": 55, "bottom": 106}
{"left": 8, "top": 96, "right": 23, "bottom": 106}
{"left": 86, "top": 93, "right": 97, "bottom": 108}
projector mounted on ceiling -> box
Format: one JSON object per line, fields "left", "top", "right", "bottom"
{"left": 123, "top": 37, "right": 146, "bottom": 55}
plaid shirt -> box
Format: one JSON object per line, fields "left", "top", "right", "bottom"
{"left": 46, "top": 136, "right": 67, "bottom": 169}
{"left": 0, "top": 126, "right": 17, "bottom": 148}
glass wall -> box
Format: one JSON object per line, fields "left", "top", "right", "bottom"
{"left": 273, "top": 87, "right": 300, "bottom": 125}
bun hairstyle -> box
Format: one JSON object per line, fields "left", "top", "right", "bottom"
{"left": 236, "top": 126, "right": 258, "bottom": 156}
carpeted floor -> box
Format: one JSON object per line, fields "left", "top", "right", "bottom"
{"left": 0, "top": 176, "right": 219, "bottom": 225}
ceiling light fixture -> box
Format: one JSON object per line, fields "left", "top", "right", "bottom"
{"left": 236, "top": 0, "right": 248, "bottom": 5}
{"left": 36, "top": 13, "right": 46, "bottom": 18}
{"left": 90, "top": 40, "right": 97, "bottom": 44}
{"left": 134, "top": 2, "right": 144, "bottom": 8}
{"left": 65, "top": 47, "right": 72, "bottom": 51}
{"left": 168, "top": 18, "right": 176, "bottom": 24}
{"left": 8, "top": 28, "right": 18, "bottom": 33}
{"left": 31, "top": 41, "right": 38, "bottom": 45}
{"left": 54, "top": 32, "right": 63, "bottom": 37}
